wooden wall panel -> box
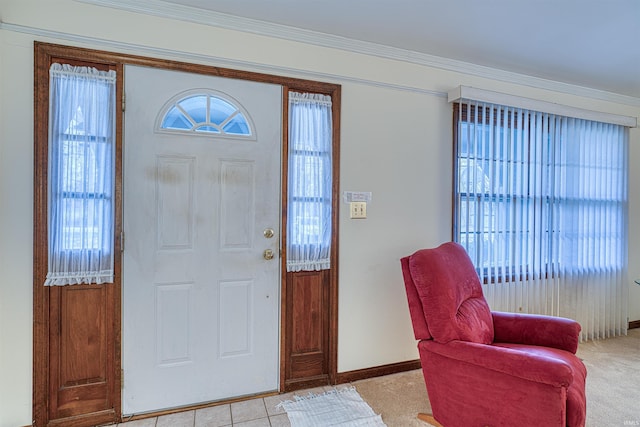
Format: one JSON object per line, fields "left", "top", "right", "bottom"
{"left": 292, "top": 273, "right": 324, "bottom": 353}
{"left": 49, "top": 285, "right": 115, "bottom": 422}
{"left": 284, "top": 270, "right": 330, "bottom": 387}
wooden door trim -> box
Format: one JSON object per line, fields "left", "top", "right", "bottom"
{"left": 33, "top": 43, "right": 124, "bottom": 426}
{"left": 279, "top": 86, "right": 341, "bottom": 391}
{"left": 33, "top": 41, "right": 340, "bottom": 425}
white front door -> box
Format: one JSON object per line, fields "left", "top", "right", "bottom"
{"left": 122, "top": 65, "right": 282, "bottom": 415}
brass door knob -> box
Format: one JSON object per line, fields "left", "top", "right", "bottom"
{"left": 263, "top": 249, "right": 275, "bottom": 260}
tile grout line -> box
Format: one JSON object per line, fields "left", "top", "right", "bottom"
{"left": 262, "top": 398, "right": 270, "bottom": 427}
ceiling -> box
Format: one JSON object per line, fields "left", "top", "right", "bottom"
{"left": 111, "top": 0, "right": 640, "bottom": 100}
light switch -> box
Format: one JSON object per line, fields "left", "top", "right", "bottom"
{"left": 350, "top": 202, "right": 367, "bottom": 219}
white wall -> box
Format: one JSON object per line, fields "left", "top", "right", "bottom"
{"left": 1, "top": 1, "right": 639, "bottom": 425}
{"left": 0, "top": 28, "right": 35, "bottom": 427}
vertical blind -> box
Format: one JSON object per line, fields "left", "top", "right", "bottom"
{"left": 45, "top": 63, "right": 116, "bottom": 286}
{"left": 286, "top": 91, "right": 333, "bottom": 272}
{"left": 454, "top": 100, "right": 628, "bottom": 340}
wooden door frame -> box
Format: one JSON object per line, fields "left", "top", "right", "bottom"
{"left": 33, "top": 42, "right": 340, "bottom": 426}
{"left": 33, "top": 44, "right": 125, "bottom": 427}
{"left": 280, "top": 87, "right": 341, "bottom": 391}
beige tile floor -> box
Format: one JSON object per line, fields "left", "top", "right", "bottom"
{"left": 113, "top": 384, "right": 352, "bottom": 427}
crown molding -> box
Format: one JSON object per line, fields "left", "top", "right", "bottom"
{"left": 7, "top": 0, "right": 640, "bottom": 108}
{"left": 0, "top": 20, "right": 447, "bottom": 99}
{"left": 74, "top": 0, "right": 640, "bottom": 107}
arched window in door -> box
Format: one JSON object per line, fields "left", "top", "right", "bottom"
{"left": 157, "top": 90, "right": 254, "bottom": 138}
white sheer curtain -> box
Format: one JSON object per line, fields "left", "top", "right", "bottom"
{"left": 45, "top": 63, "right": 116, "bottom": 286}
{"left": 454, "top": 100, "right": 628, "bottom": 340}
{"left": 287, "top": 92, "right": 333, "bottom": 272}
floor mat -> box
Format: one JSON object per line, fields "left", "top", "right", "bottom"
{"left": 278, "top": 386, "right": 387, "bottom": 426}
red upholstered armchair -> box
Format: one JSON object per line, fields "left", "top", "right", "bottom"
{"left": 401, "top": 242, "right": 586, "bottom": 427}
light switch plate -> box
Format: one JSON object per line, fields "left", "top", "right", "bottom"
{"left": 350, "top": 202, "right": 367, "bottom": 219}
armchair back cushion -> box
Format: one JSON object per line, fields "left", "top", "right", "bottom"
{"left": 407, "top": 242, "right": 494, "bottom": 344}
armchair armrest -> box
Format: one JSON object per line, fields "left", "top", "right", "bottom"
{"left": 492, "top": 311, "right": 581, "bottom": 354}
{"left": 420, "top": 339, "right": 574, "bottom": 388}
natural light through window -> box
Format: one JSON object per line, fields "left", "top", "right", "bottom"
{"left": 286, "top": 91, "right": 333, "bottom": 272}
{"left": 159, "top": 92, "right": 252, "bottom": 137}
{"left": 46, "top": 63, "right": 116, "bottom": 286}
{"left": 452, "top": 98, "right": 629, "bottom": 340}
{"left": 454, "top": 102, "right": 627, "bottom": 284}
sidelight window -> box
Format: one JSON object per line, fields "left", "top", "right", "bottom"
{"left": 45, "top": 63, "right": 116, "bottom": 286}
{"left": 286, "top": 92, "right": 333, "bottom": 272}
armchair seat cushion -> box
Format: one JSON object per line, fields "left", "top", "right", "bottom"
{"left": 494, "top": 343, "right": 587, "bottom": 427}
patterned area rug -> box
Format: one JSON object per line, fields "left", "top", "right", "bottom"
{"left": 278, "top": 386, "right": 387, "bottom": 426}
